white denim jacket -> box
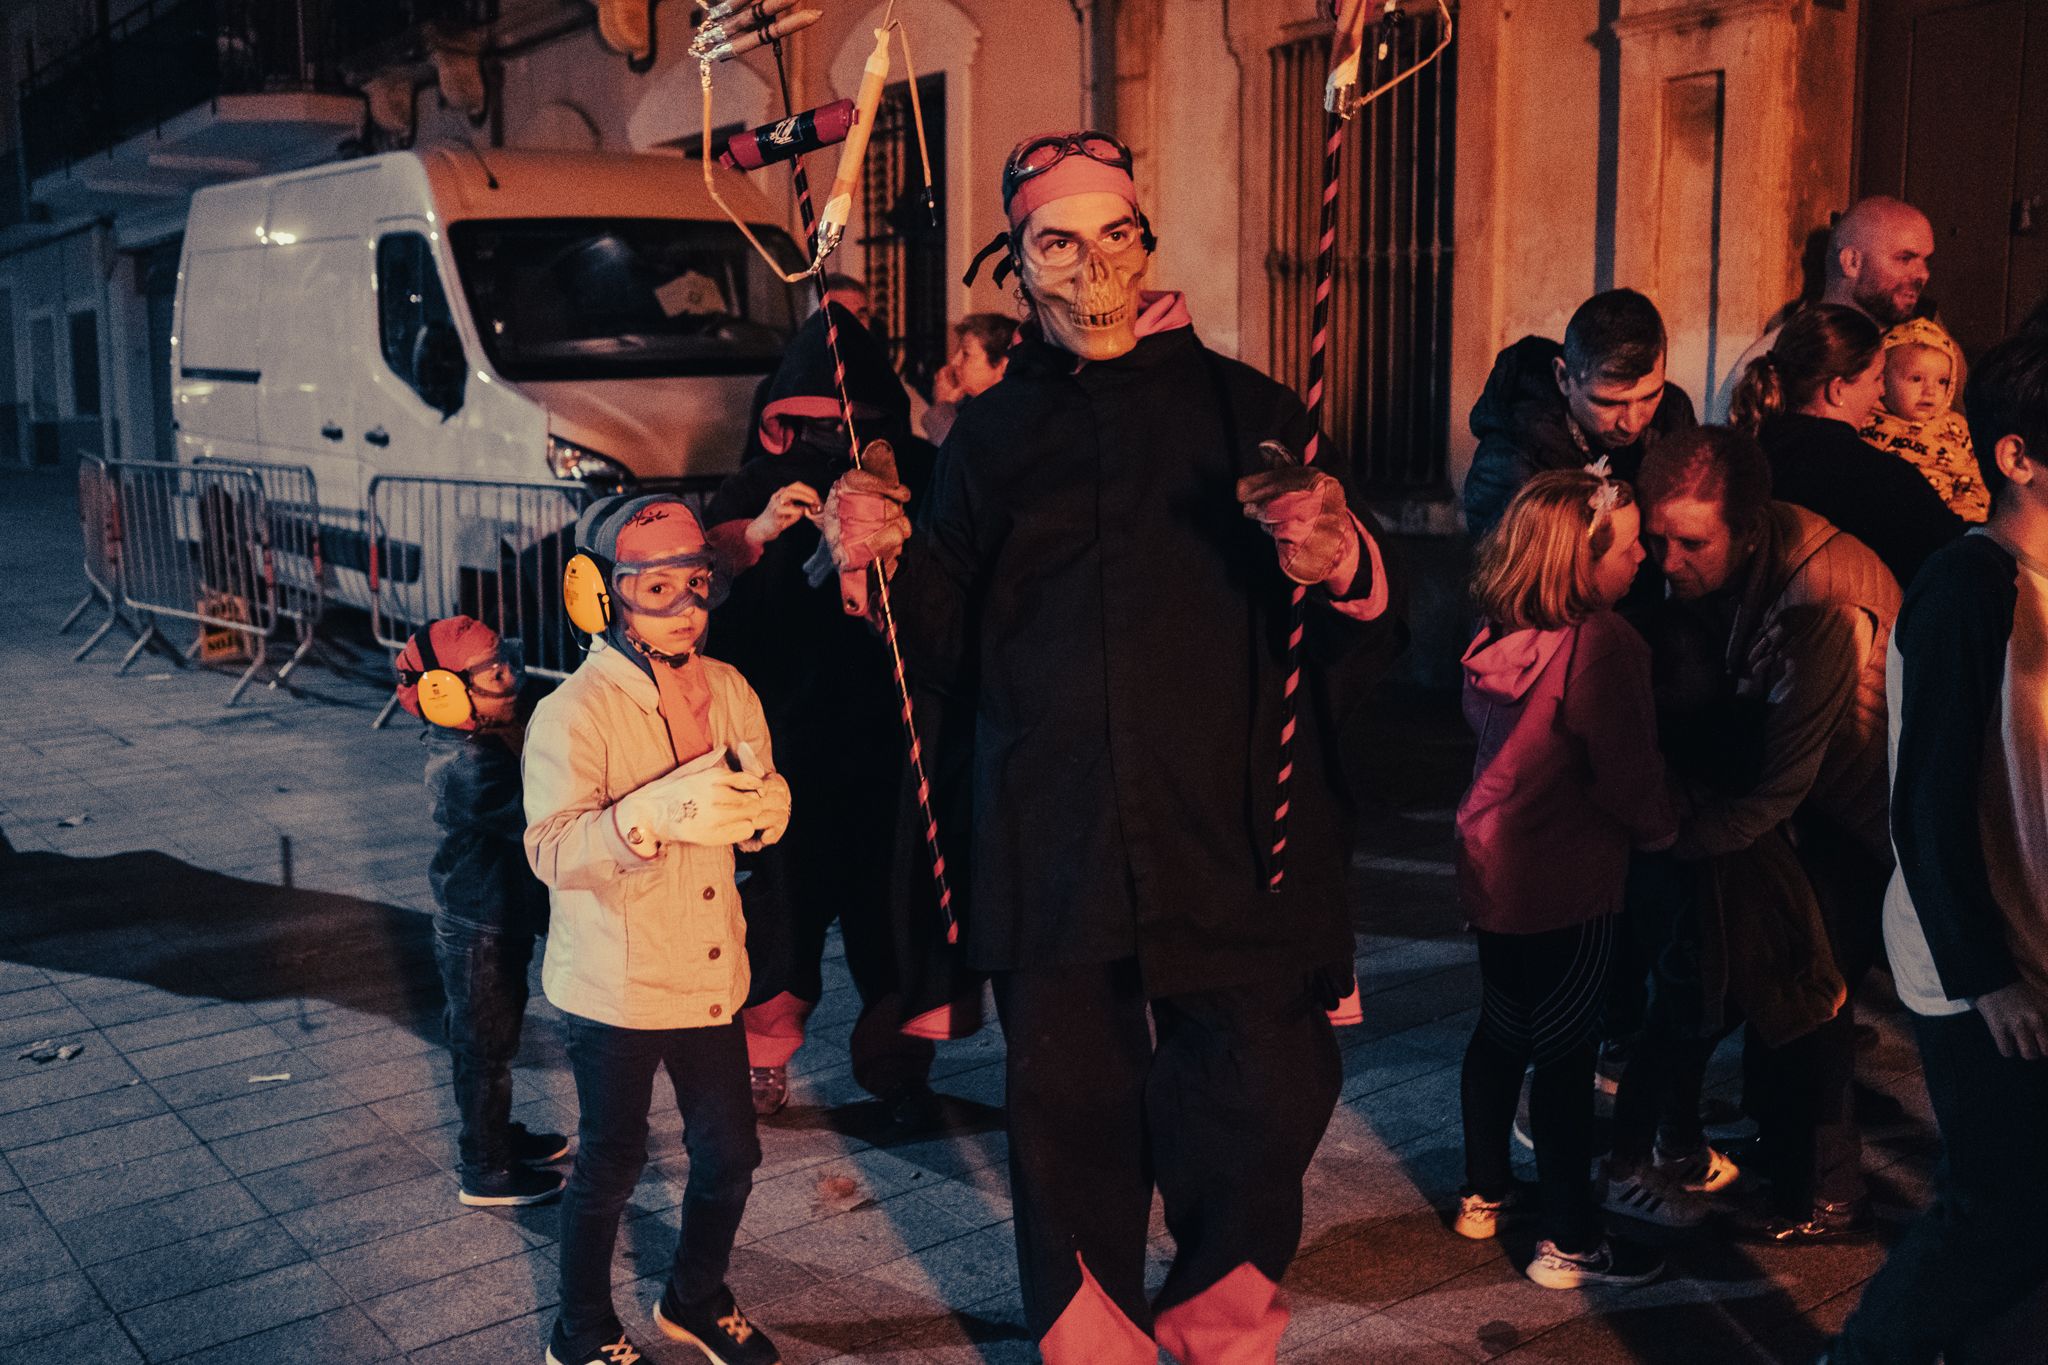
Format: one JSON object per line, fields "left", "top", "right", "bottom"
{"left": 524, "top": 640, "right": 778, "bottom": 1030}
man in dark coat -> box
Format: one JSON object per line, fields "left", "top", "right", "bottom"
{"left": 817, "top": 133, "right": 1402, "bottom": 1365}
{"left": 702, "top": 305, "right": 954, "bottom": 1122}
{"left": 1464, "top": 288, "right": 1698, "bottom": 542}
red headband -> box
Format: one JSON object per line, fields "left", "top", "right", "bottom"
{"left": 612, "top": 500, "right": 706, "bottom": 565}
{"left": 1005, "top": 156, "right": 1140, "bottom": 232}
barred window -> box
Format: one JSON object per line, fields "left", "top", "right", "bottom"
{"left": 1268, "top": 21, "right": 1456, "bottom": 495}
{"left": 860, "top": 73, "right": 948, "bottom": 397}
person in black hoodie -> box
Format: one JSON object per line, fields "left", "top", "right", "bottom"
{"left": 814, "top": 133, "right": 1403, "bottom": 1365}
{"left": 1464, "top": 288, "right": 1697, "bottom": 542}
{"left": 701, "top": 304, "right": 957, "bottom": 1124}
{"left": 1729, "top": 302, "right": 1965, "bottom": 589}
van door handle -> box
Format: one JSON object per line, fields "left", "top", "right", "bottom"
{"left": 320, "top": 423, "right": 344, "bottom": 441}
{"left": 364, "top": 427, "right": 391, "bottom": 447}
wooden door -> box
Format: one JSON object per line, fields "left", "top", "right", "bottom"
{"left": 1861, "top": 0, "right": 2048, "bottom": 356}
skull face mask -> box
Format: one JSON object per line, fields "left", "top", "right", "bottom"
{"left": 1018, "top": 190, "right": 1150, "bottom": 362}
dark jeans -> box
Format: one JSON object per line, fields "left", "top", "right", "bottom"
{"left": 993, "top": 959, "right": 1341, "bottom": 1340}
{"left": 1611, "top": 1029, "right": 1726, "bottom": 1172}
{"left": 1462, "top": 917, "right": 1616, "bottom": 1253}
{"left": 433, "top": 918, "right": 537, "bottom": 1180}
{"left": 555, "top": 1014, "right": 761, "bottom": 1350}
{"left": 1833, "top": 1010, "right": 2048, "bottom": 1364}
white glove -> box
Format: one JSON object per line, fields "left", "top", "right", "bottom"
{"left": 733, "top": 741, "right": 791, "bottom": 851}
{"left": 614, "top": 752, "right": 765, "bottom": 850}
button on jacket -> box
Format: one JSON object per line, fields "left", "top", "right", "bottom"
{"left": 524, "top": 641, "right": 778, "bottom": 1030}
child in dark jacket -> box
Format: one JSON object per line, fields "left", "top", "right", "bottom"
{"left": 395, "top": 616, "right": 566, "bottom": 1208}
{"left": 1454, "top": 464, "right": 1677, "bottom": 1289}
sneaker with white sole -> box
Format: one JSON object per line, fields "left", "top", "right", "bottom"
{"left": 1453, "top": 1188, "right": 1517, "bottom": 1240}
{"left": 459, "top": 1164, "right": 564, "bottom": 1207}
{"left": 1655, "top": 1142, "right": 1741, "bottom": 1195}
{"left": 1526, "top": 1237, "right": 1664, "bottom": 1289}
{"left": 510, "top": 1122, "right": 573, "bottom": 1165}
{"left": 545, "top": 1330, "right": 645, "bottom": 1365}
{"left": 654, "top": 1284, "right": 781, "bottom": 1365}
{"left": 1601, "top": 1167, "right": 1708, "bottom": 1228}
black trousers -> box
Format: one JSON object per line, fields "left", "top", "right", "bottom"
{"left": 433, "top": 917, "right": 538, "bottom": 1180}
{"left": 555, "top": 1014, "right": 761, "bottom": 1350}
{"left": 1833, "top": 1009, "right": 2048, "bottom": 1364}
{"left": 993, "top": 958, "right": 1341, "bottom": 1340}
{"left": 1462, "top": 916, "right": 1616, "bottom": 1252}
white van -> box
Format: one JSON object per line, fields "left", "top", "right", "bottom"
{"left": 171, "top": 147, "right": 807, "bottom": 607}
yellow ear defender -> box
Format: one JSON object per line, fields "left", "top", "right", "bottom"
{"left": 404, "top": 626, "right": 477, "bottom": 729}
{"left": 563, "top": 551, "right": 612, "bottom": 635}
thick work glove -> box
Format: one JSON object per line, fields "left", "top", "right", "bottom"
{"left": 733, "top": 741, "right": 791, "bottom": 852}
{"left": 1237, "top": 440, "right": 1358, "bottom": 588}
{"left": 613, "top": 752, "right": 765, "bottom": 851}
{"left": 818, "top": 440, "right": 912, "bottom": 617}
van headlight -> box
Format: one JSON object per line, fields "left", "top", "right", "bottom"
{"left": 547, "top": 436, "right": 632, "bottom": 485}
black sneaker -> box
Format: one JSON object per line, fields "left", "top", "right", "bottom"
{"left": 510, "top": 1122, "right": 573, "bottom": 1164}
{"left": 654, "top": 1284, "right": 781, "bottom": 1365}
{"left": 459, "top": 1164, "right": 565, "bottom": 1207}
{"left": 546, "top": 1326, "right": 645, "bottom": 1365}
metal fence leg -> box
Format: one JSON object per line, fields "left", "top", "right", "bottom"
{"left": 372, "top": 689, "right": 405, "bottom": 730}
{"left": 59, "top": 592, "right": 96, "bottom": 634}
{"left": 72, "top": 613, "right": 120, "bottom": 663}
{"left": 118, "top": 618, "right": 171, "bottom": 673}
{"left": 224, "top": 648, "right": 267, "bottom": 707}
{"left": 270, "top": 627, "right": 317, "bottom": 689}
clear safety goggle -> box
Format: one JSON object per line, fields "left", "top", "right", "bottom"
{"left": 612, "top": 550, "right": 718, "bottom": 618}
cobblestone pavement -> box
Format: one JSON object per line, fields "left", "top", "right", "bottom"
{"left": 0, "top": 466, "right": 1996, "bottom": 1363}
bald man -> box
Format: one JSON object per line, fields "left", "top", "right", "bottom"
{"left": 1710, "top": 196, "right": 1936, "bottom": 422}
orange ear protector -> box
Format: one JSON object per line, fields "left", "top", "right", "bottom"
{"left": 401, "top": 627, "right": 476, "bottom": 729}
{"left": 563, "top": 549, "right": 613, "bottom": 635}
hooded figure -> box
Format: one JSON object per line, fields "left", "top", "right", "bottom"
{"left": 702, "top": 307, "right": 965, "bottom": 1120}
{"left": 1859, "top": 317, "right": 1990, "bottom": 523}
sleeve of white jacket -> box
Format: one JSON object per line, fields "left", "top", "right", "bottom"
{"left": 523, "top": 706, "right": 661, "bottom": 888}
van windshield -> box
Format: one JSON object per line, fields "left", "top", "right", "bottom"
{"left": 448, "top": 217, "right": 807, "bottom": 381}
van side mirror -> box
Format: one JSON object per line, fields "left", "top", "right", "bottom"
{"left": 412, "top": 323, "right": 467, "bottom": 419}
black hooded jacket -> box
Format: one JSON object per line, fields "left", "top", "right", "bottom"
{"left": 1463, "top": 335, "right": 1697, "bottom": 542}
{"left": 885, "top": 316, "right": 1405, "bottom": 997}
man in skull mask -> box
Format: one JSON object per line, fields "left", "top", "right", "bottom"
{"left": 818, "top": 132, "right": 1402, "bottom": 1364}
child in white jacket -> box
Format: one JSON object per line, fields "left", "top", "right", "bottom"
{"left": 525, "top": 494, "right": 790, "bottom": 1365}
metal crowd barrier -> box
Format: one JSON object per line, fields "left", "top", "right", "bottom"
{"left": 365, "top": 474, "right": 593, "bottom": 727}
{"left": 192, "top": 456, "right": 327, "bottom": 689}
{"left": 102, "top": 457, "right": 281, "bottom": 703}
{"left": 60, "top": 456, "right": 137, "bottom": 662}
{"left": 363, "top": 474, "right": 722, "bottom": 728}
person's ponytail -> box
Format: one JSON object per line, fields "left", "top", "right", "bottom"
{"left": 1729, "top": 352, "right": 1785, "bottom": 437}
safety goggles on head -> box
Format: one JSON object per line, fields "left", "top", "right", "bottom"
{"left": 611, "top": 550, "right": 719, "bottom": 618}
{"left": 1000, "top": 131, "right": 1133, "bottom": 212}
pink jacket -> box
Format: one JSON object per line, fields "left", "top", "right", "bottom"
{"left": 1456, "top": 611, "right": 1677, "bottom": 934}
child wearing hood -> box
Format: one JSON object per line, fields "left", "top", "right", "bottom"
{"left": 524, "top": 495, "right": 790, "bottom": 1365}
{"left": 1454, "top": 464, "right": 1677, "bottom": 1290}
{"left": 1861, "top": 316, "right": 1991, "bottom": 522}
{"left": 395, "top": 616, "right": 566, "bottom": 1210}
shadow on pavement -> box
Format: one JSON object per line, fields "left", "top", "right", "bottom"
{"left": 0, "top": 839, "right": 441, "bottom": 1032}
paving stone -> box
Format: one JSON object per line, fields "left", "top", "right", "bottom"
{"left": 56, "top": 1180, "right": 272, "bottom": 1267}
{"left": 420, "top": 1306, "right": 556, "bottom": 1365}
{"left": 11, "top": 1317, "right": 146, "bottom": 1365}
{"left": 148, "top": 1051, "right": 325, "bottom": 1109}
{"left": 118, "top": 1260, "right": 348, "bottom": 1362}
{"left": 317, "top": 1206, "right": 547, "bottom": 1300}
{"left": 240, "top": 1139, "right": 442, "bottom": 1216}
{"left": 165, "top": 1306, "right": 400, "bottom": 1365}
{"left": 101, "top": 1001, "right": 263, "bottom": 1054}
{"left": 86, "top": 1218, "right": 308, "bottom": 1313}
{"left": 32, "top": 1145, "right": 232, "bottom": 1225}
{"left": 9, "top": 1113, "right": 197, "bottom": 1193}
{"left": 0, "top": 1074, "right": 168, "bottom": 1149}
{"left": 180, "top": 1076, "right": 364, "bottom": 1141}
{"left": 0, "top": 1193, "right": 77, "bottom": 1291}
{"left": 333, "top": 1048, "right": 454, "bottom": 1104}
{"left": 0, "top": 1268, "right": 105, "bottom": 1348}
{"left": 0, "top": 982, "right": 70, "bottom": 1021}
{"left": 294, "top": 1024, "right": 440, "bottom": 1077}
{"left": 0, "top": 1053, "right": 140, "bottom": 1116}
{"left": 126, "top": 1025, "right": 296, "bottom": 1081}
{"left": 0, "top": 1003, "right": 97, "bottom": 1053}
{"left": 208, "top": 1106, "right": 398, "bottom": 1176}
{"left": 278, "top": 1171, "right": 468, "bottom": 1256}
{"left": 359, "top": 1248, "right": 561, "bottom": 1351}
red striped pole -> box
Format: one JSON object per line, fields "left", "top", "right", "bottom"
{"left": 770, "top": 42, "right": 958, "bottom": 943}
{"left": 1269, "top": 105, "right": 1346, "bottom": 893}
